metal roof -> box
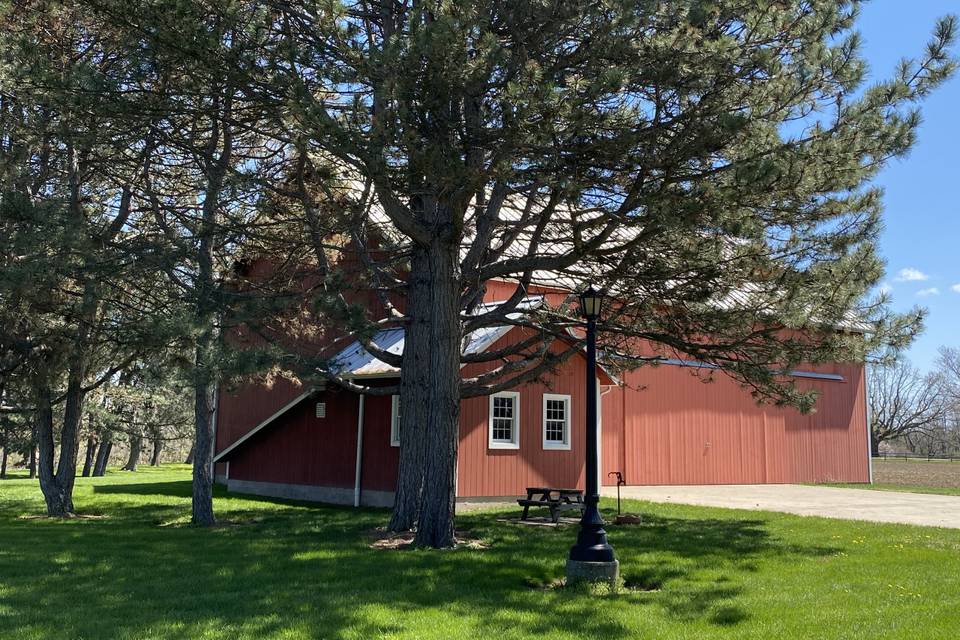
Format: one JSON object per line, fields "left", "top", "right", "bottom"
{"left": 330, "top": 297, "right": 544, "bottom": 378}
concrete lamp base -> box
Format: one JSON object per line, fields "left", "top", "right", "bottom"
{"left": 566, "top": 559, "right": 620, "bottom": 587}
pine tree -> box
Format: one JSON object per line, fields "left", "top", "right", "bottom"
{"left": 267, "top": 1, "right": 956, "bottom": 547}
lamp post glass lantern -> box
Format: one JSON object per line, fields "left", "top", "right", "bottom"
{"left": 567, "top": 286, "right": 618, "bottom": 584}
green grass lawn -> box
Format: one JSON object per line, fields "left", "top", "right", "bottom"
{"left": 2, "top": 466, "right": 959, "bottom": 639}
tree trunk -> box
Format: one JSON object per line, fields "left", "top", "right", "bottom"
{"left": 871, "top": 432, "right": 881, "bottom": 457}
{"left": 409, "top": 238, "right": 462, "bottom": 549}
{"left": 388, "top": 247, "right": 433, "bottom": 532}
{"left": 192, "top": 369, "right": 217, "bottom": 526}
{"left": 1, "top": 446, "right": 7, "bottom": 479}
{"left": 191, "top": 174, "right": 220, "bottom": 528}
{"left": 184, "top": 443, "right": 195, "bottom": 465}
{"left": 28, "top": 427, "right": 37, "bottom": 479}
{"left": 93, "top": 432, "right": 113, "bottom": 477}
{"left": 35, "top": 380, "right": 74, "bottom": 516}
{"left": 81, "top": 436, "right": 96, "bottom": 477}
{"left": 150, "top": 438, "right": 163, "bottom": 466}
{"left": 123, "top": 432, "right": 142, "bottom": 471}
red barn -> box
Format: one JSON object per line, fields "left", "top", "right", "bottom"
{"left": 212, "top": 280, "right": 869, "bottom": 505}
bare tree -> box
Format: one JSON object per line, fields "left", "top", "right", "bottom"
{"left": 869, "top": 361, "right": 945, "bottom": 455}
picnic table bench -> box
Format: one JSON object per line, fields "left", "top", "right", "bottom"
{"left": 517, "top": 487, "right": 585, "bottom": 523}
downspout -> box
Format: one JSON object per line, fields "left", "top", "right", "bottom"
{"left": 864, "top": 364, "right": 873, "bottom": 484}
{"left": 599, "top": 384, "right": 614, "bottom": 488}
{"left": 354, "top": 393, "right": 366, "bottom": 507}
{"left": 210, "top": 385, "right": 219, "bottom": 481}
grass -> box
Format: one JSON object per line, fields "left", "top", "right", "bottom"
{"left": 1, "top": 466, "right": 959, "bottom": 639}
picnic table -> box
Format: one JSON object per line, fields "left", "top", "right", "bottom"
{"left": 517, "top": 487, "right": 585, "bottom": 523}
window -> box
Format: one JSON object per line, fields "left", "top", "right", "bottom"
{"left": 542, "top": 394, "right": 571, "bottom": 450}
{"left": 390, "top": 395, "right": 401, "bottom": 447}
{"left": 488, "top": 391, "right": 520, "bottom": 449}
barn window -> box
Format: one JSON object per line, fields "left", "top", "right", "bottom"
{"left": 488, "top": 391, "right": 520, "bottom": 449}
{"left": 542, "top": 394, "right": 571, "bottom": 450}
{"left": 390, "top": 395, "right": 401, "bottom": 447}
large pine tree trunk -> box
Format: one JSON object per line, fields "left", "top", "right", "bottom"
{"left": 409, "top": 238, "right": 462, "bottom": 549}
{"left": 39, "top": 310, "right": 95, "bottom": 514}
{"left": 35, "top": 380, "right": 74, "bottom": 516}
{"left": 81, "top": 436, "right": 96, "bottom": 477}
{"left": 93, "top": 431, "right": 113, "bottom": 477}
{"left": 191, "top": 182, "right": 219, "bottom": 527}
{"left": 192, "top": 374, "right": 216, "bottom": 526}
{"left": 150, "top": 438, "right": 163, "bottom": 466}
{"left": 123, "top": 431, "right": 142, "bottom": 471}
{"left": 388, "top": 247, "right": 433, "bottom": 532}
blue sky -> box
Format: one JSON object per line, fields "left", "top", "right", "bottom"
{"left": 857, "top": 2, "right": 960, "bottom": 371}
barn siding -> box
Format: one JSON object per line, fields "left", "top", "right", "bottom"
{"left": 217, "top": 316, "right": 869, "bottom": 499}
{"left": 456, "top": 330, "right": 591, "bottom": 497}
{"left": 607, "top": 362, "right": 869, "bottom": 485}
{"left": 228, "top": 388, "right": 359, "bottom": 489}
{"left": 360, "top": 393, "right": 400, "bottom": 492}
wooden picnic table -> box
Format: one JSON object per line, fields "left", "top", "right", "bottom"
{"left": 517, "top": 487, "right": 585, "bottom": 523}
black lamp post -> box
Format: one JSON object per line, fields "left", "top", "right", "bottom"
{"left": 568, "top": 286, "right": 617, "bottom": 574}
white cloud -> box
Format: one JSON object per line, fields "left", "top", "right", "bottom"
{"left": 878, "top": 281, "right": 893, "bottom": 295}
{"left": 952, "top": 284, "right": 960, "bottom": 294}
{"left": 895, "top": 267, "right": 930, "bottom": 282}
{"left": 916, "top": 287, "right": 940, "bottom": 297}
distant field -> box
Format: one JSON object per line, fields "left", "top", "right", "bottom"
{"left": 874, "top": 459, "right": 960, "bottom": 490}
{"left": 827, "top": 459, "right": 960, "bottom": 497}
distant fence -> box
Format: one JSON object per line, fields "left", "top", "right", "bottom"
{"left": 874, "top": 453, "right": 960, "bottom": 463}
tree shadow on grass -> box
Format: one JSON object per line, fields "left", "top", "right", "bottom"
{"left": 0, "top": 482, "right": 843, "bottom": 639}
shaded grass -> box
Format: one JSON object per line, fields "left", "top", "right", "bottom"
{"left": 1, "top": 466, "right": 959, "bottom": 639}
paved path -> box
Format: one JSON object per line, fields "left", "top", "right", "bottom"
{"left": 602, "top": 484, "right": 960, "bottom": 529}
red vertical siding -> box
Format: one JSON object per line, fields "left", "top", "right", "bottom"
{"left": 457, "top": 330, "right": 591, "bottom": 497}
{"left": 228, "top": 387, "right": 359, "bottom": 488}
{"left": 216, "top": 378, "right": 307, "bottom": 455}
{"left": 611, "top": 362, "right": 868, "bottom": 485}
{"left": 360, "top": 393, "right": 401, "bottom": 492}
{"left": 601, "top": 385, "right": 624, "bottom": 485}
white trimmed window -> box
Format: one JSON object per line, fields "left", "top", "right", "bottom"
{"left": 488, "top": 391, "right": 520, "bottom": 449}
{"left": 542, "top": 394, "right": 571, "bottom": 450}
{"left": 390, "top": 395, "right": 401, "bottom": 447}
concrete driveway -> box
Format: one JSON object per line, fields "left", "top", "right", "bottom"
{"left": 602, "top": 484, "right": 960, "bottom": 529}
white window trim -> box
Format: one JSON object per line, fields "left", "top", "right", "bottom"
{"left": 488, "top": 391, "right": 520, "bottom": 449}
{"left": 390, "top": 395, "right": 401, "bottom": 447}
{"left": 542, "top": 394, "right": 572, "bottom": 450}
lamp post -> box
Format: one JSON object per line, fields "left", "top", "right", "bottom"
{"left": 566, "top": 286, "right": 619, "bottom": 586}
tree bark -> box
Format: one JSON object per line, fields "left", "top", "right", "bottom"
{"left": 150, "top": 438, "right": 163, "bottom": 466}
{"left": 35, "top": 380, "right": 74, "bottom": 515}
{"left": 123, "top": 431, "right": 142, "bottom": 471}
{"left": 192, "top": 374, "right": 216, "bottom": 526}
{"left": 388, "top": 246, "right": 433, "bottom": 532}
{"left": 81, "top": 436, "right": 96, "bottom": 477}
{"left": 93, "top": 432, "right": 113, "bottom": 477}
{"left": 28, "top": 427, "right": 36, "bottom": 479}
{"left": 184, "top": 443, "right": 195, "bottom": 465}
{"left": 410, "top": 238, "right": 462, "bottom": 549}
{"left": 1, "top": 446, "right": 7, "bottom": 479}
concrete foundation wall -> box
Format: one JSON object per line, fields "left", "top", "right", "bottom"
{"left": 226, "top": 478, "right": 395, "bottom": 508}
